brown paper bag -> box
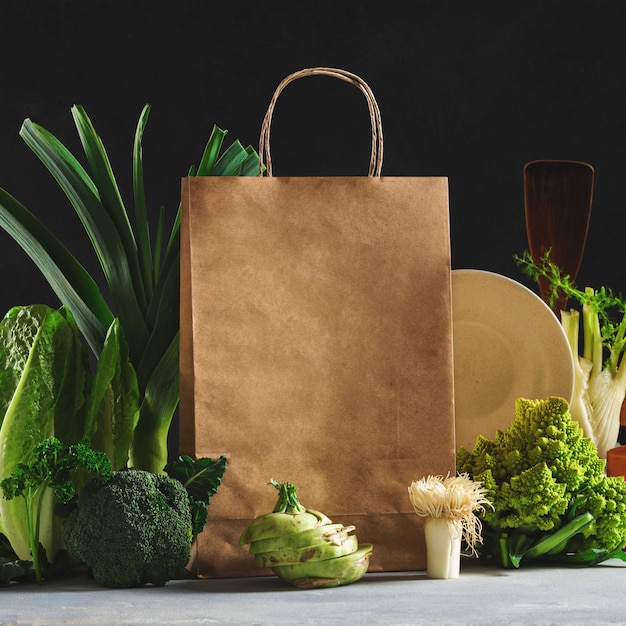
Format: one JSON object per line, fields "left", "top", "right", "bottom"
{"left": 179, "top": 67, "right": 455, "bottom": 578}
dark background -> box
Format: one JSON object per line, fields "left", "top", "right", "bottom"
{"left": 1, "top": 0, "right": 625, "bottom": 314}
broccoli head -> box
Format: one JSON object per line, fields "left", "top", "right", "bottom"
{"left": 457, "top": 396, "right": 626, "bottom": 567}
{"left": 63, "top": 469, "right": 193, "bottom": 588}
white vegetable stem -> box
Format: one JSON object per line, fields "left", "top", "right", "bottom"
{"left": 424, "top": 517, "right": 462, "bottom": 579}
{"left": 562, "top": 303, "right": 626, "bottom": 458}
{"left": 408, "top": 474, "right": 490, "bottom": 579}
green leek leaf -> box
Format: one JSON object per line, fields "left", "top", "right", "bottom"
{"left": 71, "top": 105, "right": 146, "bottom": 310}
{"left": 132, "top": 104, "right": 154, "bottom": 301}
{"left": 129, "top": 332, "right": 180, "bottom": 473}
{"left": 0, "top": 188, "right": 111, "bottom": 355}
{"left": 19, "top": 119, "right": 150, "bottom": 362}
{"left": 152, "top": 205, "right": 165, "bottom": 284}
{"left": 1, "top": 105, "right": 262, "bottom": 478}
{"left": 136, "top": 256, "right": 179, "bottom": 391}
{"left": 53, "top": 307, "right": 91, "bottom": 448}
{"left": 197, "top": 125, "right": 228, "bottom": 175}
{"left": 238, "top": 146, "right": 265, "bottom": 176}
{"left": 209, "top": 140, "right": 253, "bottom": 176}
{"left": 84, "top": 318, "right": 140, "bottom": 470}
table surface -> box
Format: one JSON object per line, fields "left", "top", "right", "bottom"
{"left": 2, "top": 558, "right": 626, "bottom": 626}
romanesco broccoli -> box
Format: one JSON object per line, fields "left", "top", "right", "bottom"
{"left": 457, "top": 396, "right": 626, "bottom": 567}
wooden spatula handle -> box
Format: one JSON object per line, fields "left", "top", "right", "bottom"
{"left": 524, "top": 160, "right": 594, "bottom": 315}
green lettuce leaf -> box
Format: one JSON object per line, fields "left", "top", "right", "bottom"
{"left": 0, "top": 305, "right": 89, "bottom": 560}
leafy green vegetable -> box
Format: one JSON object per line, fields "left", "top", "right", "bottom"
{"left": 0, "top": 304, "right": 137, "bottom": 569}
{"left": 0, "top": 305, "right": 89, "bottom": 562}
{"left": 516, "top": 250, "right": 626, "bottom": 457}
{"left": 164, "top": 454, "right": 227, "bottom": 535}
{"left": 63, "top": 468, "right": 192, "bottom": 588}
{"left": 0, "top": 437, "right": 111, "bottom": 583}
{"left": 84, "top": 318, "right": 140, "bottom": 471}
{"left": 0, "top": 105, "right": 261, "bottom": 473}
{"left": 457, "top": 396, "right": 626, "bottom": 568}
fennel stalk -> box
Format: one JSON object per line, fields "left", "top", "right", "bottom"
{"left": 517, "top": 250, "right": 626, "bottom": 458}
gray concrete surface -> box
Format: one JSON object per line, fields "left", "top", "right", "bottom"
{"left": 1, "top": 558, "right": 626, "bottom": 625}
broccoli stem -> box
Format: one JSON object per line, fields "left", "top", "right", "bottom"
{"left": 499, "top": 532, "right": 535, "bottom": 568}
{"left": 524, "top": 512, "right": 594, "bottom": 561}
{"left": 498, "top": 535, "right": 511, "bottom": 568}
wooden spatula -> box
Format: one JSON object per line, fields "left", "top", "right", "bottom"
{"left": 524, "top": 160, "right": 594, "bottom": 315}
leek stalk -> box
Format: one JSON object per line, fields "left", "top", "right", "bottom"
{"left": 0, "top": 105, "right": 261, "bottom": 473}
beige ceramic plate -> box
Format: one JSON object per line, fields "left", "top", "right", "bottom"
{"left": 452, "top": 269, "right": 574, "bottom": 452}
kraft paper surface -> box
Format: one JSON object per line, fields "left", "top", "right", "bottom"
{"left": 180, "top": 175, "right": 455, "bottom": 577}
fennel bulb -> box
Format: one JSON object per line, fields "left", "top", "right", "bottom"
{"left": 518, "top": 251, "right": 626, "bottom": 458}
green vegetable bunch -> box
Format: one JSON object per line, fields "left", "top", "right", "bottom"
{"left": 0, "top": 105, "right": 260, "bottom": 474}
{"left": 457, "top": 396, "right": 626, "bottom": 568}
{"left": 516, "top": 250, "right": 626, "bottom": 458}
{"left": 0, "top": 304, "right": 135, "bottom": 574}
{"left": 63, "top": 468, "right": 193, "bottom": 588}
{"left": 240, "top": 480, "right": 373, "bottom": 589}
{"left": 0, "top": 437, "right": 111, "bottom": 583}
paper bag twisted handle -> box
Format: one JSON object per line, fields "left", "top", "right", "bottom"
{"left": 259, "top": 67, "right": 384, "bottom": 177}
